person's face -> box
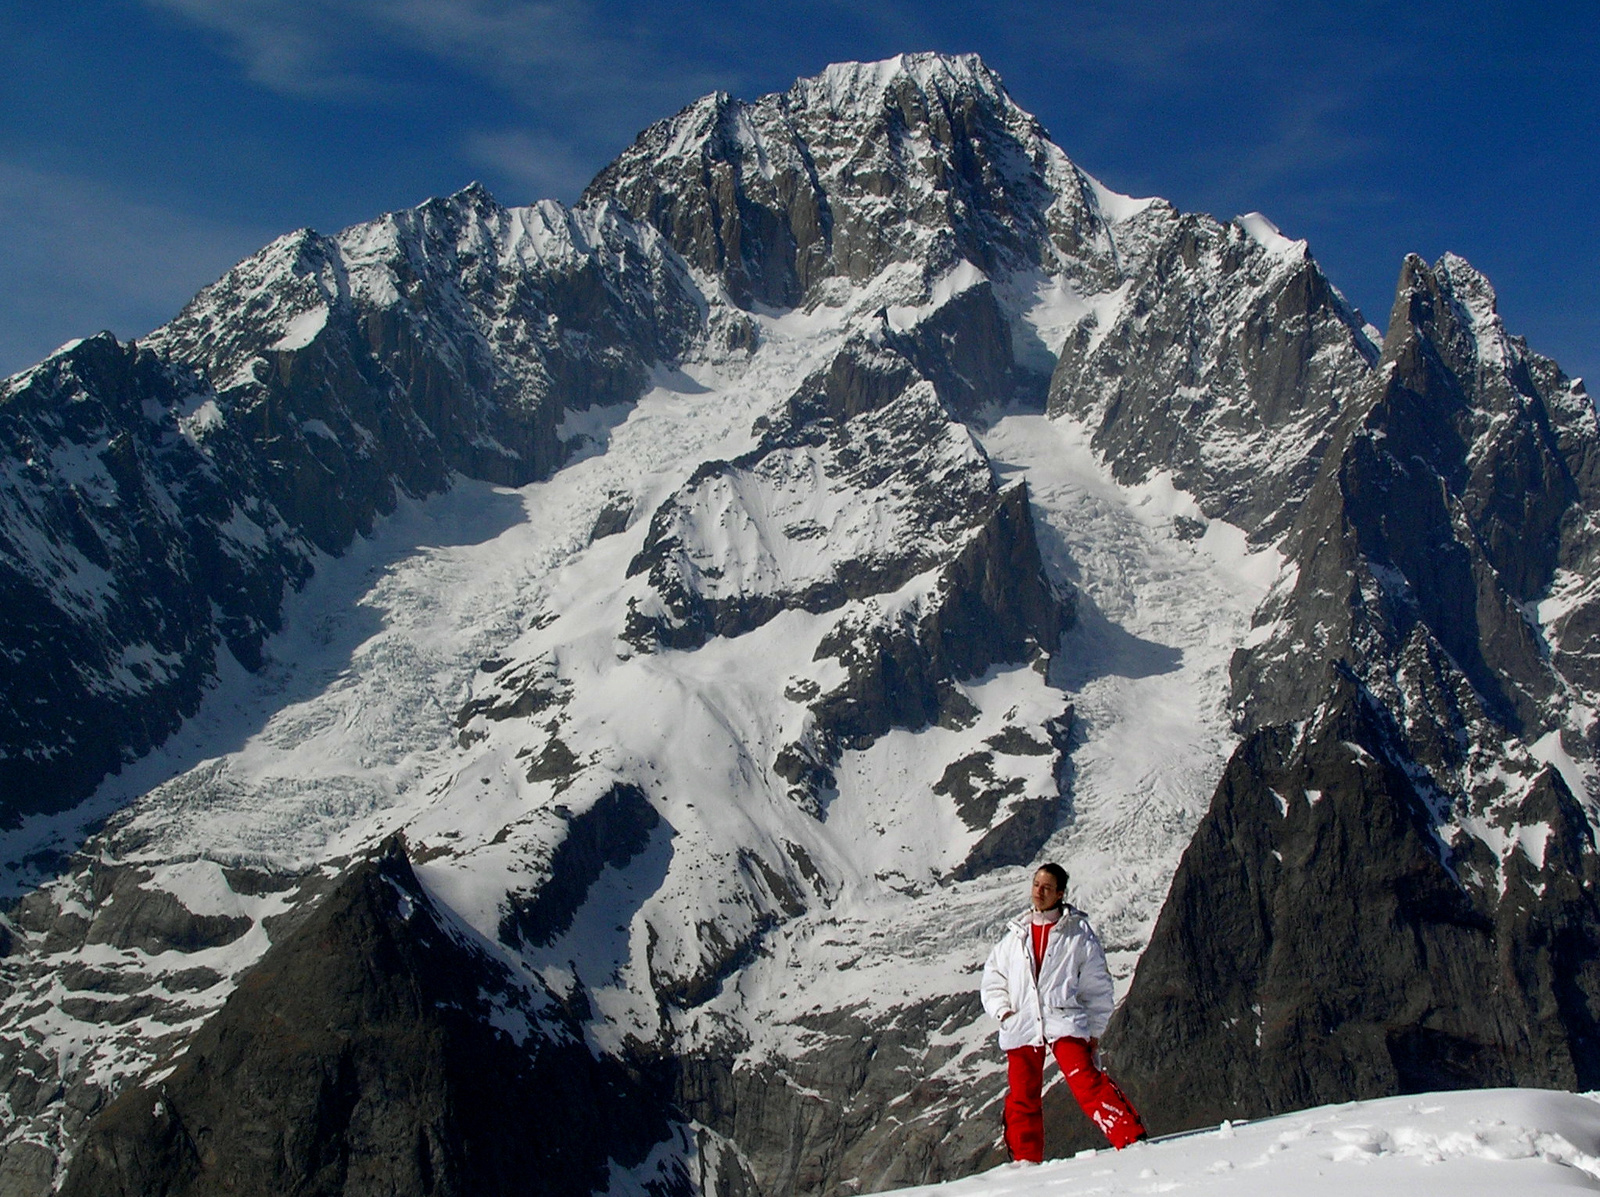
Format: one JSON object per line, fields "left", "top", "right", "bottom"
{"left": 1031, "top": 869, "right": 1062, "bottom": 911}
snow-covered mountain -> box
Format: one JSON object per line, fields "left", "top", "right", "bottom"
{"left": 1, "top": 51, "right": 1597, "bottom": 1197}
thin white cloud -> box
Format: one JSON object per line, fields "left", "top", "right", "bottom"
{"left": 1031, "top": 0, "right": 1253, "bottom": 75}
{"left": 143, "top": 0, "right": 378, "bottom": 97}
{"left": 1208, "top": 93, "right": 1375, "bottom": 203}
{"left": 462, "top": 129, "right": 598, "bottom": 202}
{"left": 378, "top": 0, "right": 617, "bottom": 91}
{"left": 143, "top": 0, "right": 716, "bottom": 118}
{"left": 141, "top": 0, "right": 727, "bottom": 207}
{"left": 0, "top": 159, "right": 274, "bottom": 378}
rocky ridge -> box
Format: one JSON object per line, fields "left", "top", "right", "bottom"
{"left": 1048, "top": 208, "right": 1379, "bottom": 543}
{"left": 57, "top": 837, "right": 687, "bottom": 1197}
{"left": 0, "top": 336, "right": 311, "bottom": 829}
{"left": 583, "top": 54, "right": 1123, "bottom": 311}
{"left": 1103, "top": 252, "right": 1600, "bottom": 1134}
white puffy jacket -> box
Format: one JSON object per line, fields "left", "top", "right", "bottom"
{"left": 980, "top": 906, "right": 1116, "bottom": 1051}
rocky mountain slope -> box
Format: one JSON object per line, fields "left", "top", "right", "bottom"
{"left": 0, "top": 188, "right": 704, "bottom": 830}
{"left": 0, "top": 51, "right": 1595, "bottom": 1197}
{"left": 1105, "top": 250, "right": 1600, "bottom": 1131}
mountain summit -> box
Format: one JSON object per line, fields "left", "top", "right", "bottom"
{"left": 0, "top": 54, "right": 1596, "bottom": 1196}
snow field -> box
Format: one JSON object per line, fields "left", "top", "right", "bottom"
{"left": 879, "top": 1090, "right": 1600, "bottom": 1197}
{"left": 978, "top": 413, "right": 1280, "bottom": 989}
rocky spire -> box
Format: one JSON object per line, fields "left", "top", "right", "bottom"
{"left": 1105, "top": 252, "right": 1600, "bottom": 1134}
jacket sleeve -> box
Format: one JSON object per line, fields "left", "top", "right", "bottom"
{"left": 1075, "top": 926, "right": 1116, "bottom": 1038}
{"left": 980, "top": 940, "right": 1014, "bottom": 1024}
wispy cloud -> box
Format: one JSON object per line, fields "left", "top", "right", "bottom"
{"left": 462, "top": 128, "right": 599, "bottom": 201}
{"left": 1203, "top": 93, "right": 1381, "bottom": 218}
{"left": 142, "top": 0, "right": 380, "bottom": 98}
{"left": 967, "top": 0, "right": 1408, "bottom": 220}
{"left": 1033, "top": 0, "right": 1257, "bottom": 77}
{"left": 141, "top": 0, "right": 728, "bottom": 203}
{"left": 143, "top": 0, "right": 717, "bottom": 123}
{"left": 0, "top": 159, "right": 273, "bottom": 377}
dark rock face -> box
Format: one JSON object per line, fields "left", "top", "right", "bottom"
{"left": 1048, "top": 214, "right": 1377, "bottom": 541}
{"left": 809, "top": 483, "right": 1067, "bottom": 741}
{"left": 582, "top": 89, "right": 825, "bottom": 311}
{"left": 883, "top": 281, "right": 1041, "bottom": 418}
{"left": 1107, "top": 253, "right": 1600, "bottom": 1132}
{"left": 1233, "top": 253, "right": 1594, "bottom": 736}
{"left": 583, "top": 53, "right": 1118, "bottom": 310}
{"left": 1107, "top": 679, "right": 1600, "bottom": 1132}
{"left": 775, "top": 481, "right": 1070, "bottom": 823}
{"left": 0, "top": 859, "right": 332, "bottom": 1195}
{"left": 157, "top": 230, "right": 450, "bottom": 555}
{"left": 58, "top": 839, "right": 678, "bottom": 1197}
{"left": 79, "top": 873, "right": 251, "bottom": 956}
{"left": 588, "top": 492, "right": 634, "bottom": 542}
{"left": 672, "top": 992, "right": 998, "bottom": 1197}
{"left": 0, "top": 335, "right": 310, "bottom": 824}
{"left": 947, "top": 709, "right": 1074, "bottom": 881}
{"left": 499, "top": 783, "right": 662, "bottom": 949}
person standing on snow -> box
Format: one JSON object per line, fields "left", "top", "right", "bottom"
{"left": 981, "top": 863, "right": 1146, "bottom": 1161}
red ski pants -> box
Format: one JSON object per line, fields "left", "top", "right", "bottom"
{"left": 1004, "top": 1038, "right": 1145, "bottom": 1158}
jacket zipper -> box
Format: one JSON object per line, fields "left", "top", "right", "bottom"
{"left": 1026, "top": 921, "right": 1048, "bottom": 1043}
{"left": 1033, "top": 918, "right": 1073, "bottom": 1042}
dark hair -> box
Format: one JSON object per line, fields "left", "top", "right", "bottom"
{"left": 1034, "top": 862, "right": 1069, "bottom": 902}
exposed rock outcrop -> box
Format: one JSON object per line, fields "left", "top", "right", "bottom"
{"left": 499, "top": 783, "right": 662, "bottom": 949}
{"left": 1108, "top": 677, "right": 1600, "bottom": 1132}
{"left": 671, "top": 992, "right": 997, "bottom": 1197}
{"left": 583, "top": 53, "right": 1120, "bottom": 309}
{"left": 0, "top": 336, "right": 310, "bottom": 825}
{"left": 1048, "top": 212, "right": 1378, "bottom": 542}
{"left": 58, "top": 839, "right": 679, "bottom": 1197}
{"left": 1232, "top": 253, "right": 1594, "bottom": 736}
{"left": 1106, "top": 253, "right": 1600, "bottom": 1132}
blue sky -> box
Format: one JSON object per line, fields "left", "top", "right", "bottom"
{"left": 3, "top": 1, "right": 1596, "bottom": 386}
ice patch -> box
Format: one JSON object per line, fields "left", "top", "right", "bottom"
{"left": 1084, "top": 174, "right": 1158, "bottom": 224}
{"left": 884, "top": 260, "right": 988, "bottom": 332}
{"left": 1530, "top": 726, "right": 1595, "bottom": 807}
{"left": 1235, "top": 212, "right": 1306, "bottom": 262}
{"left": 179, "top": 397, "right": 225, "bottom": 440}
{"left": 270, "top": 305, "right": 328, "bottom": 352}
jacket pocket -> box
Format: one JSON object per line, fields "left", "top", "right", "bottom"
{"left": 1042, "top": 979, "right": 1077, "bottom": 1010}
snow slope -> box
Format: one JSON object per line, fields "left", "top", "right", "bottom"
{"left": 883, "top": 1090, "right": 1600, "bottom": 1197}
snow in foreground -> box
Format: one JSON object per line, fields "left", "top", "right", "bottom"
{"left": 882, "top": 1090, "right": 1600, "bottom": 1197}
